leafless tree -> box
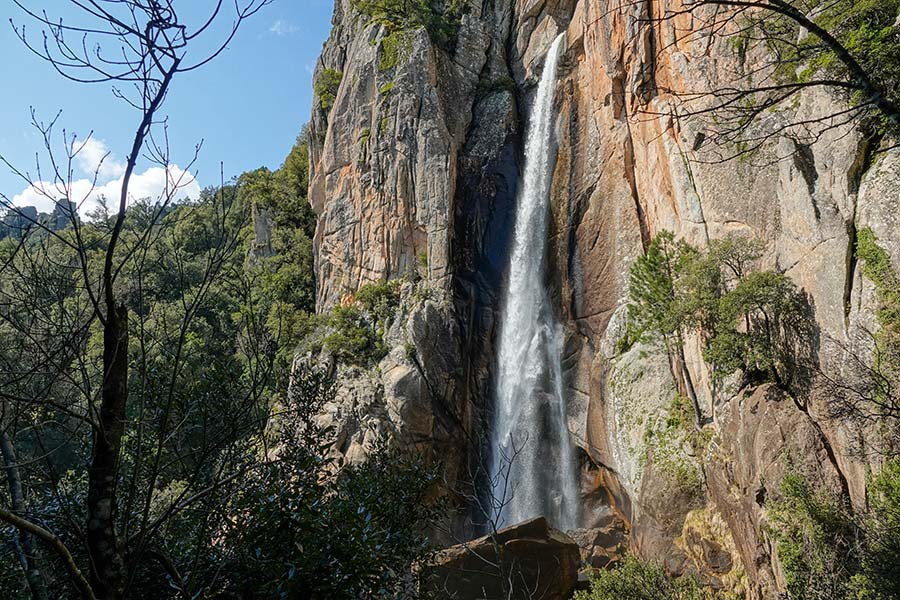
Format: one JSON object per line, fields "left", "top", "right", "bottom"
{"left": 606, "top": 0, "right": 900, "bottom": 162}
{"left": 0, "top": 168, "right": 278, "bottom": 598}
{"left": 426, "top": 434, "right": 571, "bottom": 600}
{"left": 0, "top": 2, "right": 270, "bottom": 598}
{"left": 819, "top": 329, "right": 900, "bottom": 453}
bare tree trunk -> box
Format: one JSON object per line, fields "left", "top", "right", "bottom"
{"left": 1, "top": 430, "right": 48, "bottom": 600}
{"left": 673, "top": 341, "right": 704, "bottom": 429}
{"left": 87, "top": 305, "right": 129, "bottom": 600}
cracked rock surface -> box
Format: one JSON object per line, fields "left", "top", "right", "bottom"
{"left": 305, "top": 1, "right": 900, "bottom": 595}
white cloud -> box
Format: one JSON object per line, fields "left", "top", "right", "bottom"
{"left": 11, "top": 146, "right": 200, "bottom": 218}
{"left": 72, "top": 137, "right": 126, "bottom": 180}
{"left": 269, "top": 20, "right": 298, "bottom": 36}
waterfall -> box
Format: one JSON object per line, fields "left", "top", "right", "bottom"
{"left": 489, "top": 33, "right": 579, "bottom": 531}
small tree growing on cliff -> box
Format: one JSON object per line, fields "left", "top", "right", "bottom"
{"left": 627, "top": 231, "right": 704, "bottom": 428}
{"left": 625, "top": 232, "right": 809, "bottom": 420}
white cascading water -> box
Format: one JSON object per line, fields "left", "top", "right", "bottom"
{"left": 489, "top": 33, "right": 580, "bottom": 531}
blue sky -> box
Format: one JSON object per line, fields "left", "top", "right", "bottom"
{"left": 0, "top": 1, "right": 334, "bottom": 212}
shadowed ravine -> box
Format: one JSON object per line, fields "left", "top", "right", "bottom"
{"left": 489, "top": 33, "right": 580, "bottom": 531}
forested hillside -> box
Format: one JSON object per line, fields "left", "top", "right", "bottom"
{"left": 2, "top": 1, "right": 900, "bottom": 599}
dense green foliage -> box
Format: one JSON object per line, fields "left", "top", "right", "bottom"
{"left": 240, "top": 131, "right": 319, "bottom": 375}
{"left": 804, "top": 0, "right": 900, "bottom": 134}
{"left": 189, "top": 367, "right": 441, "bottom": 598}
{"left": 352, "top": 0, "right": 467, "bottom": 50}
{"left": 858, "top": 227, "right": 900, "bottom": 339}
{"left": 321, "top": 280, "right": 401, "bottom": 365}
{"left": 626, "top": 231, "right": 684, "bottom": 349}
{"left": 379, "top": 30, "right": 412, "bottom": 71}
{"left": 0, "top": 128, "right": 437, "bottom": 597}
{"left": 314, "top": 68, "right": 344, "bottom": 113}
{"left": 574, "top": 556, "right": 725, "bottom": 600}
{"left": 0, "top": 188, "right": 269, "bottom": 597}
{"left": 770, "top": 461, "right": 900, "bottom": 600}
{"left": 626, "top": 232, "right": 809, "bottom": 389}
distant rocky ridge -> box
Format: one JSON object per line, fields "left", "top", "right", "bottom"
{"left": 0, "top": 199, "right": 78, "bottom": 240}
{"left": 305, "top": 1, "right": 900, "bottom": 598}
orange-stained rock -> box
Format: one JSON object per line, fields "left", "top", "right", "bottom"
{"left": 307, "top": 1, "right": 900, "bottom": 597}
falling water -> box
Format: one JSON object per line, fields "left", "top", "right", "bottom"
{"left": 489, "top": 33, "right": 580, "bottom": 531}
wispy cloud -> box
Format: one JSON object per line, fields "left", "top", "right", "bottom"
{"left": 269, "top": 20, "right": 298, "bottom": 36}
{"left": 10, "top": 137, "right": 200, "bottom": 216}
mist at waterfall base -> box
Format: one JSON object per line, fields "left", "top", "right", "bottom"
{"left": 488, "top": 33, "right": 580, "bottom": 532}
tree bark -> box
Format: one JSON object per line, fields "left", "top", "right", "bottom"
{"left": 87, "top": 304, "right": 129, "bottom": 600}
{"left": 1, "top": 430, "right": 49, "bottom": 600}
{"left": 703, "top": 0, "right": 900, "bottom": 129}
{"left": 0, "top": 507, "right": 96, "bottom": 600}
{"left": 674, "top": 341, "right": 704, "bottom": 429}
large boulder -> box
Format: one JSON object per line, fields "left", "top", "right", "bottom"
{"left": 423, "top": 517, "right": 580, "bottom": 600}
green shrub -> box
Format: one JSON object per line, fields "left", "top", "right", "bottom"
{"left": 666, "top": 394, "right": 696, "bottom": 431}
{"left": 323, "top": 304, "right": 388, "bottom": 364}
{"left": 352, "top": 0, "right": 467, "bottom": 50}
{"left": 615, "top": 327, "right": 639, "bottom": 354}
{"left": 641, "top": 395, "right": 707, "bottom": 503}
{"left": 770, "top": 471, "right": 857, "bottom": 600}
{"left": 770, "top": 461, "right": 900, "bottom": 600}
{"left": 314, "top": 68, "right": 343, "bottom": 113}
{"left": 355, "top": 279, "right": 401, "bottom": 325}
{"left": 322, "top": 280, "right": 401, "bottom": 366}
{"left": 359, "top": 127, "right": 371, "bottom": 152}
{"left": 854, "top": 228, "right": 900, "bottom": 421}
{"left": 857, "top": 227, "right": 900, "bottom": 334}
{"left": 866, "top": 460, "right": 900, "bottom": 596}
{"left": 574, "top": 556, "right": 723, "bottom": 600}
{"left": 379, "top": 81, "right": 396, "bottom": 98}
{"left": 379, "top": 29, "right": 412, "bottom": 70}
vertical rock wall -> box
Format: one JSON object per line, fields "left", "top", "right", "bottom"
{"left": 307, "top": 1, "right": 900, "bottom": 595}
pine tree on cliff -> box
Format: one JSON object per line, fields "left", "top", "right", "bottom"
{"left": 627, "top": 231, "right": 704, "bottom": 429}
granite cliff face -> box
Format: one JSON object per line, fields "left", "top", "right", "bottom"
{"left": 307, "top": 1, "right": 900, "bottom": 597}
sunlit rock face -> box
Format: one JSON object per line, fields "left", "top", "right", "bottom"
{"left": 307, "top": 0, "right": 900, "bottom": 596}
